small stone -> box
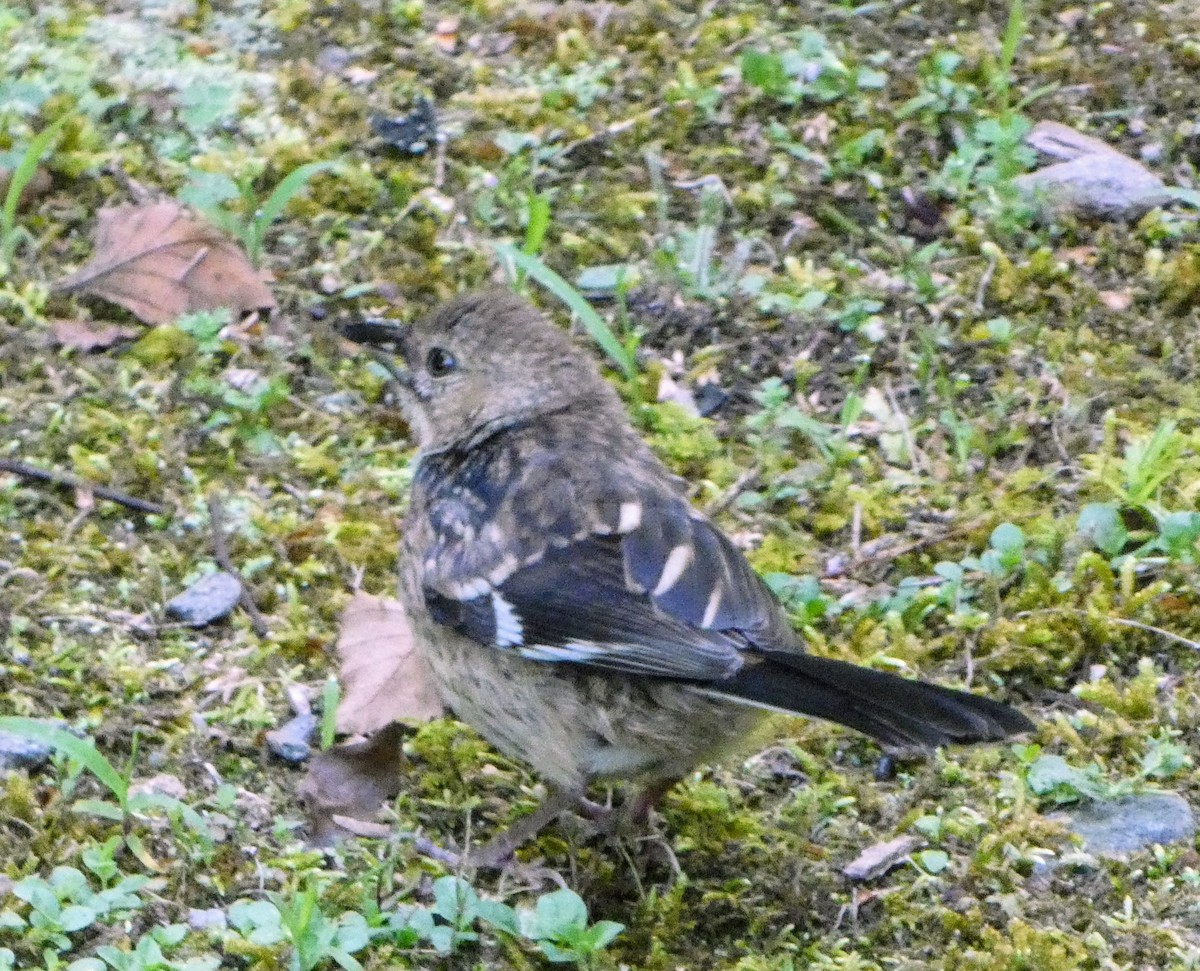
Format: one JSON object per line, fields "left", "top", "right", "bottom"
{"left": 1140, "top": 142, "right": 1165, "bottom": 165}
{"left": 266, "top": 713, "right": 318, "bottom": 764}
{"left": 316, "top": 391, "right": 361, "bottom": 415}
{"left": 694, "top": 382, "right": 729, "bottom": 417}
{"left": 1014, "top": 120, "right": 1172, "bottom": 221}
{"left": 188, "top": 908, "right": 227, "bottom": 931}
{"left": 315, "top": 45, "right": 352, "bottom": 74}
{"left": 1015, "top": 153, "right": 1172, "bottom": 221}
{"left": 1050, "top": 792, "right": 1196, "bottom": 859}
{"left": 129, "top": 773, "right": 188, "bottom": 801}
{"left": 0, "top": 727, "right": 55, "bottom": 771}
{"left": 166, "top": 572, "right": 243, "bottom": 627}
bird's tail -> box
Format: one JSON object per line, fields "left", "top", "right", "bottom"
{"left": 705, "top": 650, "right": 1033, "bottom": 750}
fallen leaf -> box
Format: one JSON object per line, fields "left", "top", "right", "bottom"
{"left": 53, "top": 200, "right": 276, "bottom": 325}
{"left": 334, "top": 592, "right": 444, "bottom": 736}
{"left": 50, "top": 319, "right": 139, "bottom": 352}
{"left": 842, "top": 835, "right": 920, "bottom": 881}
{"left": 1057, "top": 246, "right": 1097, "bottom": 266}
{"left": 299, "top": 722, "right": 406, "bottom": 845}
{"left": 1098, "top": 289, "right": 1133, "bottom": 311}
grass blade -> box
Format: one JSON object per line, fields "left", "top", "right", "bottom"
{"left": 1, "top": 116, "right": 69, "bottom": 266}
{"left": 0, "top": 716, "right": 127, "bottom": 805}
{"left": 248, "top": 160, "right": 337, "bottom": 260}
{"left": 522, "top": 192, "right": 551, "bottom": 257}
{"left": 494, "top": 242, "right": 637, "bottom": 380}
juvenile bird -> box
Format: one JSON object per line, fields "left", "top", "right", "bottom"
{"left": 346, "top": 289, "right": 1033, "bottom": 866}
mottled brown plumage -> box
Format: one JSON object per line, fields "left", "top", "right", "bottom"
{"left": 348, "top": 289, "right": 1033, "bottom": 865}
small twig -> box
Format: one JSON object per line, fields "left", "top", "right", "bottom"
{"left": 1014, "top": 607, "right": 1200, "bottom": 652}
{"left": 398, "top": 832, "right": 464, "bottom": 868}
{"left": 975, "top": 251, "right": 998, "bottom": 312}
{"left": 703, "top": 462, "right": 761, "bottom": 517}
{"left": 0, "top": 458, "right": 165, "bottom": 515}
{"left": 105, "top": 164, "right": 155, "bottom": 204}
{"left": 432, "top": 133, "right": 448, "bottom": 189}
{"left": 883, "top": 380, "right": 928, "bottom": 473}
{"left": 848, "top": 515, "right": 993, "bottom": 572}
{"left": 207, "top": 493, "right": 270, "bottom": 638}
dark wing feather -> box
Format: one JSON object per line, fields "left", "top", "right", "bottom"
{"left": 426, "top": 532, "right": 746, "bottom": 680}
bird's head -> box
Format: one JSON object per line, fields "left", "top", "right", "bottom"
{"left": 343, "top": 289, "right": 619, "bottom": 450}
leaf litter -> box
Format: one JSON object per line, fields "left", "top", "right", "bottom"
{"left": 53, "top": 200, "right": 275, "bottom": 324}
{"left": 332, "top": 591, "right": 445, "bottom": 736}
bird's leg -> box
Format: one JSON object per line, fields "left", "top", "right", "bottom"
{"left": 573, "top": 778, "right": 679, "bottom": 838}
{"left": 466, "top": 786, "right": 581, "bottom": 869}
{"left": 625, "top": 777, "right": 677, "bottom": 827}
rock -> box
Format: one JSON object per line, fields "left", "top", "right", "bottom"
{"left": 0, "top": 727, "right": 55, "bottom": 772}
{"left": 166, "top": 571, "right": 243, "bottom": 626}
{"left": 129, "top": 773, "right": 188, "bottom": 801}
{"left": 188, "top": 908, "right": 227, "bottom": 931}
{"left": 1014, "top": 120, "right": 1172, "bottom": 221}
{"left": 694, "top": 382, "right": 729, "bottom": 417}
{"left": 0, "top": 720, "right": 84, "bottom": 772}
{"left": 266, "top": 713, "right": 318, "bottom": 764}
{"left": 1014, "top": 155, "right": 1172, "bottom": 221}
{"left": 1050, "top": 792, "right": 1196, "bottom": 858}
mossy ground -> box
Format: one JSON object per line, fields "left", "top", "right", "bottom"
{"left": 2, "top": 0, "right": 1200, "bottom": 968}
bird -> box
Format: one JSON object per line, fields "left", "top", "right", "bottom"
{"left": 344, "top": 288, "right": 1034, "bottom": 867}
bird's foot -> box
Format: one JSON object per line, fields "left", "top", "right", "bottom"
{"left": 401, "top": 787, "right": 581, "bottom": 872}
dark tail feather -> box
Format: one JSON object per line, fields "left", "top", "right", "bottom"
{"left": 708, "top": 651, "right": 1033, "bottom": 750}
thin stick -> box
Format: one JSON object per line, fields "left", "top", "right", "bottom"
{"left": 0, "top": 458, "right": 165, "bottom": 515}
{"left": 207, "top": 493, "right": 270, "bottom": 638}
{"left": 1014, "top": 607, "right": 1200, "bottom": 652}
{"left": 703, "top": 462, "right": 761, "bottom": 517}
{"left": 883, "top": 380, "right": 928, "bottom": 473}
{"left": 975, "top": 251, "right": 998, "bottom": 311}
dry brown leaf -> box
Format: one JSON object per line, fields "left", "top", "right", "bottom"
{"left": 299, "top": 722, "right": 406, "bottom": 845}
{"left": 50, "top": 319, "right": 139, "bottom": 352}
{"left": 335, "top": 592, "right": 444, "bottom": 735}
{"left": 53, "top": 200, "right": 276, "bottom": 325}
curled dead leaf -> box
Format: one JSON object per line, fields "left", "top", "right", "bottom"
{"left": 53, "top": 200, "right": 276, "bottom": 325}
{"left": 334, "top": 592, "right": 445, "bottom": 736}
{"left": 49, "top": 319, "right": 140, "bottom": 352}
{"left": 299, "top": 722, "right": 406, "bottom": 846}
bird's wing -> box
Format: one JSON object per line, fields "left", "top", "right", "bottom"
{"left": 422, "top": 483, "right": 798, "bottom": 682}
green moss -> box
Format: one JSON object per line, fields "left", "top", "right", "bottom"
{"left": 638, "top": 402, "right": 724, "bottom": 476}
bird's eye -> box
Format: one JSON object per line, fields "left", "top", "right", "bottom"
{"left": 426, "top": 347, "right": 457, "bottom": 377}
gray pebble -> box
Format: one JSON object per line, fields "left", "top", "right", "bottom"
{"left": 0, "top": 720, "right": 75, "bottom": 772}
{"left": 266, "top": 713, "right": 318, "bottom": 764}
{"left": 1050, "top": 792, "right": 1196, "bottom": 859}
{"left": 187, "top": 908, "right": 228, "bottom": 931}
{"left": 1014, "top": 153, "right": 1173, "bottom": 222}
{"left": 166, "top": 572, "right": 243, "bottom": 626}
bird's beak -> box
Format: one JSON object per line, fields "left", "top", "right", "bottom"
{"left": 340, "top": 318, "right": 417, "bottom": 392}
